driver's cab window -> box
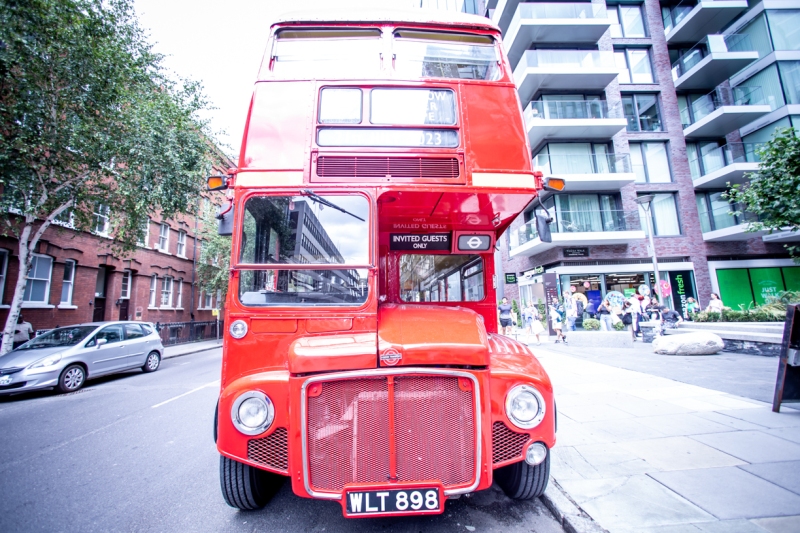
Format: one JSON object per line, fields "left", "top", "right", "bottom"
{"left": 400, "top": 255, "right": 484, "bottom": 302}
{"left": 87, "top": 324, "right": 124, "bottom": 346}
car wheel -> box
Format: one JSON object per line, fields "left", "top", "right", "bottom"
{"left": 494, "top": 452, "right": 550, "bottom": 500}
{"left": 57, "top": 364, "right": 86, "bottom": 394}
{"left": 220, "top": 456, "right": 284, "bottom": 510}
{"left": 142, "top": 351, "right": 160, "bottom": 373}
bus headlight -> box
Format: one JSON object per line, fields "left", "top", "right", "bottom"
{"left": 505, "top": 384, "right": 546, "bottom": 429}
{"left": 231, "top": 391, "right": 274, "bottom": 435}
{"left": 229, "top": 320, "right": 248, "bottom": 339}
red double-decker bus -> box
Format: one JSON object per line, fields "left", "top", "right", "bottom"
{"left": 211, "top": 8, "right": 558, "bottom": 517}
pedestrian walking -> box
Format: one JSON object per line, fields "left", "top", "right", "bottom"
{"left": 498, "top": 297, "right": 513, "bottom": 336}
{"left": 550, "top": 304, "right": 567, "bottom": 344}
{"left": 13, "top": 314, "right": 34, "bottom": 350}
{"left": 527, "top": 303, "right": 544, "bottom": 345}
{"left": 597, "top": 298, "right": 614, "bottom": 331}
{"left": 564, "top": 292, "right": 578, "bottom": 332}
{"left": 706, "top": 293, "right": 724, "bottom": 313}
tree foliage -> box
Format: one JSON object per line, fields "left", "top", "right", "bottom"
{"left": 725, "top": 128, "right": 800, "bottom": 260}
{"left": 0, "top": 0, "right": 217, "bottom": 353}
{"left": 196, "top": 202, "right": 231, "bottom": 302}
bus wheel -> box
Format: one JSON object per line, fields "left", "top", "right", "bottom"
{"left": 220, "top": 456, "right": 283, "bottom": 510}
{"left": 495, "top": 453, "right": 550, "bottom": 500}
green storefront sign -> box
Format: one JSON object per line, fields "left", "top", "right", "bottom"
{"left": 717, "top": 267, "right": 800, "bottom": 309}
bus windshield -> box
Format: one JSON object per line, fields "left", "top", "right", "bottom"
{"left": 400, "top": 254, "right": 484, "bottom": 302}
{"left": 238, "top": 194, "right": 370, "bottom": 307}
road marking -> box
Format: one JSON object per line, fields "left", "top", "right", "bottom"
{"left": 151, "top": 380, "right": 220, "bottom": 409}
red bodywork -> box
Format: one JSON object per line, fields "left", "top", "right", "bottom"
{"left": 216, "top": 11, "right": 556, "bottom": 517}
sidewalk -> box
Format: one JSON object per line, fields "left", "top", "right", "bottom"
{"left": 534, "top": 345, "right": 800, "bottom": 533}
{"left": 162, "top": 339, "right": 221, "bottom": 359}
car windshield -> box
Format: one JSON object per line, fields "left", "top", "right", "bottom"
{"left": 19, "top": 325, "right": 97, "bottom": 349}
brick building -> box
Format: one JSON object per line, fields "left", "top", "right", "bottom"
{"left": 478, "top": 0, "right": 800, "bottom": 314}
{"left": 0, "top": 159, "right": 233, "bottom": 333}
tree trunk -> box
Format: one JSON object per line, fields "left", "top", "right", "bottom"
{"left": 1, "top": 222, "right": 33, "bottom": 355}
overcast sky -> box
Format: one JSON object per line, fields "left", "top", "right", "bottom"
{"left": 133, "top": 0, "right": 444, "bottom": 158}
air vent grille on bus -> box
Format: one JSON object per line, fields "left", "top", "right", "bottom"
{"left": 316, "top": 157, "right": 459, "bottom": 179}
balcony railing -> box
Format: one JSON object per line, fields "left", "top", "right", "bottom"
{"left": 515, "top": 209, "right": 642, "bottom": 245}
{"left": 671, "top": 33, "right": 753, "bottom": 80}
{"left": 516, "top": 2, "right": 607, "bottom": 20}
{"left": 533, "top": 153, "right": 632, "bottom": 175}
{"left": 699, "top": 201, "right": 758, "bottom": 233}
{"left": 681, "top": 86, "right": 765, "bottom": 127}
{"left": 689, "top": 142, "right": 762, "bottom": 179}
{"left": 662, "top": 0, "right": 696, "bottom": 34}
{"left": 518, "top": 49, "right": 617, "bottom": 70}
{"left": 524, "top": 99, "right": 621, "bottom": 122}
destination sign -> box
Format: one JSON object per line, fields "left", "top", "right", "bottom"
{"left": 390, "top": 233, "right": 451, "bottom": 251}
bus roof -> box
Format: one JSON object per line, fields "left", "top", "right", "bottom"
{"left": 272, "top": 8, "right": 500, "bottom": 33}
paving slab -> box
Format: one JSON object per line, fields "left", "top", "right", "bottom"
{"left": 616, "top": 520, "right": 770, "bottom": 533}
{"left": 620, "top": 436, "right": 746, "bottom": 471}
{"left": 556, "top": 402, "right": 633, "bottom": 423}
{"left": 712, "top": 408, "right": 800, "bottom": 429}
{"left": 693, "top": 411, "right": 772, "bottom": 431}
{"left": 580, "top": 417, "right": 669, "bottom": 442}
{"left": 692, "top": 431, "right": 800, "bottom": 464}
{"left": 650, "top": 467, "right": 800, "bottom": 519}
{"left": 765, "top": 426, "right": 800, "bottom": 444}
{"left": 751, "top": 515, "right": 800, "bottom": 533}
{"left": 739, "top": 461, "right": 800, "bottom": 495}
{"left": 558, "top": 475, "right": 715, "bottom": 529}
{"left": 635, "top": 413, "right": 738, "bottom": 437}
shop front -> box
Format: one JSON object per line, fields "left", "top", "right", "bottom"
{"left": 710, "top": 261, "right": 800, "bottom": 310}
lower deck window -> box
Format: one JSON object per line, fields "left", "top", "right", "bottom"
{"left": 400, "top": 255, "right": 484, "bottom": 303}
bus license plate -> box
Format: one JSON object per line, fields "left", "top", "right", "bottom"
{"left": 345, "top": 488, "right": 441, "bottom": 516}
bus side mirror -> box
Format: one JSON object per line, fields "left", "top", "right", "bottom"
{"left": 217, "top": 204, "right": 234, "bottom": 236}
{"left": 535, "top": 213, "right": 553, "bottom": 243}
{"left": 207, "top": 175, "right": 229, "bottom": 191}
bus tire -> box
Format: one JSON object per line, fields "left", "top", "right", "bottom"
{"left": 220, "top": 456, "right": 283, "bottom": 510}
{"left": 494, "top": 453, "right": 550, "bottom": 500}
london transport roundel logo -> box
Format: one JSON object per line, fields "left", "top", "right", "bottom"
{"left": 380, "top": 348, "right": 402, "bottom": 366}
{"left": 467, "top": 236, "right": 483, "bottom": 249}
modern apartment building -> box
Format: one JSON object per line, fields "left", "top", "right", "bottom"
{"left": 477, "top": 0, "right": 800, "bottom": 315}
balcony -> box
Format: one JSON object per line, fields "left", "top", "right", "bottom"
{"left": 682, "top": 86, "right": 771, "bottom": 138}
{"left": 515, "top": 50, "right": 619, "bottom": 103}
{"left": 762, "top": 231, "right": 800, "bottom": 244}
{"left": 672, "top": 34, "right": 758, "bottom": 90}
{"left": 491, "top": 0, "right": 520, "bottom": 33}
{"left": 505, "top": 3, "right": 611, "bottom": 68}
{"left": 700, "top": 202, "right": 765, "bottom": 241}
{"left": 533, "top": 152, "right": 636, "bottom": 191}
{"left": 691, "top": 142, "right": 761, "bottom": 189}
{"left": 662, "top": 0, "right": 748, "bottom": 44}
{"left": 523, "top": 99, "right": 627, "bottom": 148}
{"left": 510, "top": 210, "right": 645, "bottom": 257}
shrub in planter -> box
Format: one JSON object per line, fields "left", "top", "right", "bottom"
{"left": 613, "top": 321, "right": 626, "bottom": 331}
{"left": 583, "top": 318, "right": 600, "bottom": 331}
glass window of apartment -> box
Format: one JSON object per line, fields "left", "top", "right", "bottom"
{"left": 739, "top": 64, "right": 785, "bottom": 111}
{"left": 743, "top": 116, "right": 792, "bottom": 144}
{"left": 138, "top": 219, "right": 150, "bottom": 247}
{"left": 93, "top": 204, "right": 110, "bottom": 236}
{"left": 686, "top": 141, "right": 725, "bottom": 179}
{"left": 609, "top": 4, "right": 647, "bottom": 38}
{"left": 23, "top": 254, "right": 53, "bottom": 303}
{"left": 661, "top": 1, "right": 694, "bottom": 35}
{"left": 630, "top": 142, "right": 671, "bottom": 183}
{"left": 60, "top": 260, "right": 76, "bottom": 305}
{"left": 639, "top": 193, "right": 681, "bottom": 236}
{"left": 615, "top": 49, "right": 654, "bottom": 84}
{"left": 175, "top": 279, "right": 183, "bottom": 309}
{"left": 779, "top": 62, "right": 800, "bottom": 105}
{"left": 738, "top": 13, "right": 774, "bottom": 59}
{"left": 767, "top": 10, "right": 800, "bottom": 52}
{"left": 550, "top": 194, "right": 623, "bottom": 233}
{"left": 158, "top": 223, "right": 170, "bottom": 252}
{"left": 622, "top": 94, "right": 662, "bottom": 131}
{"left": 205, "top": 291, "right": 214, "bottom": 309}
{"left": 120, "top": 269, "right": 131, "bottom": 299}
{"left": 177, "top": 230, "right": 187, "bottom": 257}
{"left": 0, "top": 249, "right": 7, "bottom": 303}
{"left": 149, "top": 275, "right": 158, "bottom": 307}
{"left": 695, "top": 191, "right": 751, "bottom": 232}
{"left": 161, "top": 276, "right": 173, "bottom": 307}
{"left": 534, "top": 143, "right": 613, "bottom": 174}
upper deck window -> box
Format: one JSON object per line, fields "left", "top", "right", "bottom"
{"left": 319, "top": 88, "right": 362, "bottom": 124}
{"left": 393, "top": 30, "right": 500, "bottom": 81}
{"left": 269, "top": 28, "right": 383, "bottom": 79}
{"left": 371, "top": 89, "right": 456, "bottom": 125}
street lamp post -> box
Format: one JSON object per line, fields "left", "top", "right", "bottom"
{"left": 635, "top": 195, "right": 661, "bottom": 299}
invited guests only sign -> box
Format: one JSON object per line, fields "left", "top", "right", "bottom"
{"left": 390, "top": 233, "right": 450, "bottom": 251}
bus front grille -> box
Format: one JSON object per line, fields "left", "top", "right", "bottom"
{"left": 316, "top": 156, "right": 459, "bottom": 179}
{"left": 248, "top": 427, "right": 289, "bottom": 473}
{"left": 306, "top": 375, "right": 475, "bottom": 493}
{"left": 491, "top": 421, "right": 530, "bottom": 465}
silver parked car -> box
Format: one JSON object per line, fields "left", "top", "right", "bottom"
{"left": 0, "top": 321, "right": 164, "bottom": 395}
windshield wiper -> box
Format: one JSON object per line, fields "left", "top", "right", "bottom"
{"left": 302, "top": 189, "right": 365, "bottom": 222}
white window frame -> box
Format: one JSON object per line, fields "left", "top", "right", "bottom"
{"left": 615, "top": 48, "right": 654, "bottom": 84}
{"left": 23, "top": 254, "right": 53, "bottom": 305}
{"left": 120, "top": 269, "right": 132, "bottom": 299}
{"left": 158, "top": 223, "right": 170, "bottom": 253}
{"left": 93, "top": 204, "right": 110, "bottom": 236}
{"left": 215, "top": 290, "right": 222, "bottom": 310}
{"left": 204, "top": 291, "right": 213, "bottom": 310}
{"left": 138, "top": 219, "right": 151, "bottom": 248}
{"left": 0, "top": 249, "right": 7, "bottom": 305}
{"left": 161, "top": 276, "right": 174, "bottom": 308}
{"left": 149, "top": 275, "right": 158, "bottom": 308}
{"left": 177, "top": 231, "right": 187, "bottom": 257}
{"left": 175, "top": 279, "right": 183, "bottom": 309}
{"left": 60, "top": 259, "right": 76, "bottom": 305}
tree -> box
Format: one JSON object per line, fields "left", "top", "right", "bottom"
{"left": 0, "top": 0, "right": 216, "bottom": 353}
{"left": 196, "top": 202, "right": 231, "bottom": 305}
{"left": 725, "top": 128, "right": 800, "bottom": 260}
